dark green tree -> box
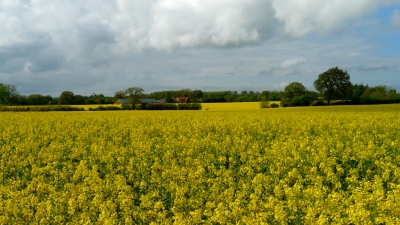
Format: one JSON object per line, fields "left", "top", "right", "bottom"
{"left": 181, "top": 89, "right": 191, "bottom": 97}
{"left": 74, "top": 95, "right": 86, "bottom": 104}
{"left": 124, "top": 87, "right": 144, "bottom": 110}
{"left": 0, "top": 85, "right": 10, "bottom": 105}
{"left": 13, "top": 95, "right": 28, "bottom": 105}
{"left": 27, "top": 94, "right": 47, "bottom": 105}
{"left": 284, "top": 82, "right": 307, "bottom": 99}
{"left": 114, "top": 91, "right": 126, "bottom": 101}
{"left": 92, "top": 93, "right": 105, "bottom": 104}
{"left": 314, "top": 67, "right": 351, "bottom": 104}
{"left": 261, "top": 91, "right": 270, "bottom": 101}
{"left": 351, "top": 83, "right": 368, "bottom": 103}
{"left": 387, "top": 89, "right": 397, "bottom": 100}
{"left": 58, "top": 91, "right": 75, "bottom": 105}
{"left": 191, "top": 90, "right": 203, "bottom": 99}
{"left": 0, "top": 83, "right": 18, "bottom": 105}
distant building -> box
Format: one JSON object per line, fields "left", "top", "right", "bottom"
{"left": 139, "top": 99, "right": 159, "bottom": 104}
{"left": 115, "top": 99, "right": 129, "bottom": 105}
{"left": 174, "top": 97, "right": 190, "bottom": 103}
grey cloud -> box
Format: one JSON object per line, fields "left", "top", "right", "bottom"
{"left": 76, "top": 14, "right": 116, "bottom": 53}
{"left": 0, "top": 32, "right": 52, "bottom": 58}
{"left": 282, "top": 69, "right": 310, "bottom": 77}
{"left": 0, "top": 58, "right": 25, "bottom": 73}
{"left": 0, "top": 33, "right": 55, "bottom": 73}
{"left": 26, "top": 54, "right": 64, "bottom": 73}
{"left": 258, "top": 67, "right": 280, "bottom": 76}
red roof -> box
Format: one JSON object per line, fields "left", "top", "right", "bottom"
{"left": 174, "top": 97, "right": 190, "bottom": 103}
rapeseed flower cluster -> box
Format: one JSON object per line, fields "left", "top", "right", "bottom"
{"left": 0, "top": 105, "right": 399, "bottom": 224}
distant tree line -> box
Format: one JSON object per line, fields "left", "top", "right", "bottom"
{"left": 142, "top": 89, "right": 204, "bottom": 103}
{"left": 1, "top": 67, "right": 400, "bottom": 107}
{"left": 276, "top": 67, "right": 400, "bottom": 107}
{"left": 0, "top": 86, "right": 116, "bottom": 105}
{"left": 58, "top": 91, "right": 115, "bottom": 105}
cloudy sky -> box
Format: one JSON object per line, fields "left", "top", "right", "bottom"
{"left": 1, "top": 0, "right": 400, "bottom": 96}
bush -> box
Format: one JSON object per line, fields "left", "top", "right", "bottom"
{"left": 270, "top": 103, "right": 279, "bottom": 108}
{"left": 177, "top": 103, "right": 202, "bottom": 110}
{"left": 280, "top": 98, "right": 292, "bottom": 107}
{"left": 142, "top": 104, "right": 178, "bottom": 110}
{"left": 89, "top": 106, "right": 123, "bottom": 111}
{"left": 311, "top": 99, "right": 326, "bottom": 106}
{"left": 202, "top": 97, "right": 227, "bottom": 103}
{"left": 260, "top": 101, "right": 270, "bottom": 108}
{"left": 121, "top": 104, "right": 131, "bottom": 110}
{"left": 351, "top": 95, "right": 361, "bottom": 104}
{"left": 361, "top": 98, "right": 400, "bottom": 105}
{"left": 291, "top": 94, "right": 314, "bottom": 106}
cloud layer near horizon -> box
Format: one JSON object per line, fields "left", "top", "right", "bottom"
{"left": 1, "top": 0, "right": 400, "bottom": 95}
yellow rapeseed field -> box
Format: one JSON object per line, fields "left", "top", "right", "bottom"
{"left": 1, "top": 104, "right": 400, "bottom": 224}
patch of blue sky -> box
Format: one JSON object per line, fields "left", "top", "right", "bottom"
{"left": 363, "top": 5, "right": 400, "bottom": 57}
{"left": 372, "top": 4, "right": 399, "bottom": 24}
{"left": 376, "top": 33, "right": 400, "bottom": 57}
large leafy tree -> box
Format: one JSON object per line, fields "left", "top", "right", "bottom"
{"left": 0, "top": 86, "right": 9, "bottom": 105}
{"left": 314, "top": 67, "right": 351, "bottom": 104}
{"left": 284, "top": 82, "right": 307, "bottom": 99}
{"left": 74, "top": 95, "right": 85, "bottom": 104}
{"left": 92, "top": 93, "right": 105, "bottom": 104}
{"left": 27, "top": 94, "right": 53, "bottom": 105}
{"left": 124, "top": 87, "right": 144, "bottom": 110}
{"left": 114, "top": 90, "right": 126, "bottom": 101}
{"left": 58, "top": 91, "right": 75, "bottom": 105}
{"left": 191, "top": 90, "right": 203, "bottom": 99}
{"left": 0, "top": 83, "right": 19, "bottom": 105}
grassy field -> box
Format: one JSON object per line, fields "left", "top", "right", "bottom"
{"left": 1, "top": 104, "right": 400, "bottom": 223}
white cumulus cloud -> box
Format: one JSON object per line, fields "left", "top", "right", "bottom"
{"left": 1, "top": 0, "right": 399, "bottom": 52}
{"left": 281, "top": 58, "right": 307, "bottom": 68}
{"left": 392, "top": 9, "right": 400, "bottom": 29}
{"left": 274, "top": 82, "right": 289, "bottom": 88}
{"left": 270, "top": 0, "right": 398, "bottom": 37}
{"left": 144, "top": 0, "right": 277, "bottom": 50}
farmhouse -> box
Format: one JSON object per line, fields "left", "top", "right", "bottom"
{"left": 115, "top": 99, "right": 129, "bottom": 105}
{"left": 174, "top": 97, "right": 190, "bottom": 103}
{"left": 139, "top": 99, "right": 159, "bottom": 104}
